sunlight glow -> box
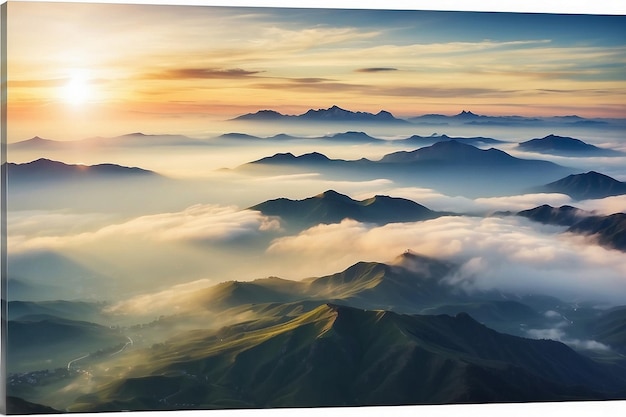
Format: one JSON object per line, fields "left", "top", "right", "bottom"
{"left": 60, "top": 69, "right": 92, "bottom": 105}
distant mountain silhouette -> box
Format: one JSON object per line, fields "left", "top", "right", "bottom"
{"left": 407, "top": 112, "right": 620, "bottom": 128}
{"left": 532, "top": 171, "right": 626, "bottom": 200}
{"left": 233, "top": 105, "right": 407, "bottom": 124}
{"left": 249, "top": 190, "right": 440, "bottom": 228}
{"left": 243, "top": 141, "right": 574, "bottom": 197}
{"left": 8, "top": 136, "right": 60, "bottom": 150}
{"left": 9, "top": 133, "right": 202, "bottom": 149}
{"left": 252, "top": 152, "right": 331, "bottom": 165}
{"left": 6, "top": 158, "right": 157, "bottom": 183}
{"left": 400, "top": 134, "right": 504, "bottom": 147}
{"left": 517, "top": 134, "right": 622, "bottom": 156}
{"left": 217, "top": 131, "right": 383, "bottom": 143}
{"left": 322, "top": 131, "right": 382, "bottom": 142}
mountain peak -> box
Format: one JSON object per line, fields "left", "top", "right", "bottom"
{"left": 315, "top": 189, "right": 352, "bottom": 200}
{"left": 456, "top": 110, "right": 480, "bottom": 118}
{"left": 535, "top": 171, "right": 626, "bottom": 200}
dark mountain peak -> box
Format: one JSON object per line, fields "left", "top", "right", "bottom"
{"left": 123, "top": 132, "right": 146, "bottom": 137}
{"left": 534, "top": 171, "right": 626, "bottom": 201}
{"left": 518, "top": 135, "right": 621, "bottom": 156}
{"left": 253, "top": 152, "right": 297, "bottom": 163}
{"left": 314, "top": 189, "right": 355, "bottom": 202}
{"left": 233, "top": 109, "right": 287, "bottom": 121}
{"left": 303, "top": 105, "right": 350, "bottom": 117}
{"left": 375, "top": 110, "right": 395, "bottom": 119}
{"left": 552, "top": 171, "right": 622, "bottom": 188}
{"left": 300, "top": 151, "right": 330, "bottom": 161}
{"left": 219, "top": 132, "right": 260, "bottom": 140}
{"left": 235, "top": 105, "right": 403, "bottom": 123}
{"left": 250, "top": 190, "right": 439, "bottom": 228}
{"left": 327, "top": 131, "right": 378, "bottom": 142}
{"left": 390, "top": 250, "right": 453, "bottom": 276}
{"left": 517, "top": 204, "right": 590, "bottom": 227}
{"left": 270, "top": 133, "right": 296, "bottom": 140}
{"left": 7, "top": 158, "right": 156, "bottom": 181}
{"left": 456, "top": 110, "right": 480, "bottom": 118}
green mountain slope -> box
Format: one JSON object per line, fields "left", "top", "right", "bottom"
{"left": 70, "top": 304, "right": 626, "bottom": 411}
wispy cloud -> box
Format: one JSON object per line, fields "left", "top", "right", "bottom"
{"left": 356, "top": 67, "right": 398, "bottom": 73}
{"left": 143, "top": 67, "right": 264, "bottom": 80}
{"left": 9, "top": 204, "right": 281, "bottom": 252}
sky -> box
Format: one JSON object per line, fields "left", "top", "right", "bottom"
{"left": 5, "top": 1, "right": 626, "bottom": 139}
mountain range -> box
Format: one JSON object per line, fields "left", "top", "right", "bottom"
{"left": 242, "top": 140, "right": 574, "bottom": 196}
{"left": 9, "top": 132, "right": 202, "bottom": 150}
{"left": 6, "top": 158, "right": 157, "bottom": 183}
{"left": 517, "top": 134, "right": 622, "bottom": 156}
{"left": 532, "top": 171, "right": 626, "bottom": 200}
{"left": 232, "top": 106, "right": 625, "bottom": 128}
{"left": 249, "top": 190, "right": 442, "bottom": 228}
{"left": 7, "top": 251, "right": 626, "bottom": 412}
{"left": 232, "top": 105, "right": 408, "bottom": 124}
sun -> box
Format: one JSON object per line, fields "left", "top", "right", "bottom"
{"left": 60, "top": 69, "right": 93, "bottom": 106}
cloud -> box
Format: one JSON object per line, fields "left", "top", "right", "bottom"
{"left": 357, "top": 187, "right": 573, "bottom": 214}
{"left": 9, "top": 204, "right": 281, "bottom": 252}
{"left": 104, "top": 278, "right": 214, "bottom": 316}
{"left": 577, "top": 195, "right": 626, "bottom": 215}
{"left": 356, "top": 67, "right": 398, "bottom": 73}
{"left": 267, "top": 216, "right": 626, "bottom": 304}
{"left": 526, "top": 327, "right": 611, "bottom": 352}
{"left": 143, "top": 68, "right": 263, "bottom": 80}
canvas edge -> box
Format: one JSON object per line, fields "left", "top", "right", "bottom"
{"left": 0, "top": 2, "right": 625, "bottom": 417}
{"left": 0, "top": 0, "right": 8, "bottom": 415}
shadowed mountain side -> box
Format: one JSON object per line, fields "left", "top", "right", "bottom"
{"left": 6, "top": 300, "right": 107, "bottom": 323}
{"left": 249, "top": 190, "right": 442, "bottom": 228}
{"left": 7, "top": 315, "right": 129, "bottom": 373}
{"left": 517, "top": 134, "right": 622, "bottom": 157}
{"left": 517, "top": 204, "right": 591, "bottom": 226}
{"left": 586, "top": 307, "right": 626, "bottom": 354}
{"left": 515, "top": 205, "right": 626, "bottom": 252}
{"left": 69, "top": 303, "right": 626, "bottom": 412}
{"left": 240, "top": 141, "right": 574, "bottom": 197}
{"left": 6, "top": 397, "right": 62, "bottom": 415}
{"left": 568, "top": 213, "right": 626, "bottom": 252}
{"left": 531, "top": 171, "right": 626, "bottom": 200}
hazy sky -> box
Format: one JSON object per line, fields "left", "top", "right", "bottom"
{"left": 6, "top": 2, "right": 626, "bottom": 139}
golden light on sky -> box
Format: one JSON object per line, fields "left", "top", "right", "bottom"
{"left": 5, "top": 2, "right": 626, "bottom": 140}
{"left": 59, "top": 69, "right": 94, "bottom": 106}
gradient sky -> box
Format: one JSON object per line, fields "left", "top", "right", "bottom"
{"left": 6, "top": 1, "right": 626, "bottom": 139}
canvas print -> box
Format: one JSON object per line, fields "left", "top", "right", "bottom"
{"left": 2, "top": 1, "right": 626, "bottom": 414}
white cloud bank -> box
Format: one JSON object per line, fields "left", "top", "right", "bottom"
{"left": 267, "top": 216, "right": 626, "bottom": 304}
